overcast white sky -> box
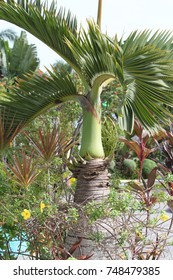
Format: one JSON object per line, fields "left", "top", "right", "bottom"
{"left": 1, "top": 0, "right": 173, "bottom": 70}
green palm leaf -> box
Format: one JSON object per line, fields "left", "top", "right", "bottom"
{"left": 1, "top": 1, "right": 173, "bottom": 147}
{"left": 0, "top": 0, "right": 80, "bottom": 72}
{"left": 66, "top": 21, "right": 118, "bottom": 87}
{"left": 118, "top": 30, "right": 173, "bottom": 132}
{"left": 0, "top": 68, "right": 79, "bottom": 148}
{"left": 2, "top": 68, "right": 78, "bottom": 111}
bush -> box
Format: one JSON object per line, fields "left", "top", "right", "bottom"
{"left": 123, "top": 159, "right": 137, "bottom": 176}
{"left": 142, "top": 159, "right": 157, "bottom": 178}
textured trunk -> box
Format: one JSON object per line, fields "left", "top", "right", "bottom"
{"left": 74, "top": 158, "right": 109, "bottom": 203}
{"left": 65, "top": 92, "right": 117, "bottom": 259}
{"left": 66, "top": 159, "right": 117, "bottom": 259}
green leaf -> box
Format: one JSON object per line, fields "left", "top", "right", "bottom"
{"left": 0, "top": 0, "right": 80, "bottom": 72}
{"left": 0, "top": 68, "right": 79, "bottom": 148}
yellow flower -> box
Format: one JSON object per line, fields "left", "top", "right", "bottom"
{"left": 21, "top": 209, "right": 31, "bottom": 220}
{"left": 160, "top": 213, "right": 169, "bottom": 222}
{"left": 68, "top": 177, "right": 76, "bottom": 185}
{"left": 135, "top": 230, "right": 144, "bottom": 240}
{"left": 40, "top": 201, "right": 46, "bottom": 213}
{"left": 136, "top": 230, "right": 143, "bottom": 239}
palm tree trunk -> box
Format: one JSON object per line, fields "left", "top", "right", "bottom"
{"left": 66, "top": 159, "right": 117, "bottom": 259}
{"left": 66, "top": 94, "right": 116, "bottom": 259}
{"left": 79, "top": 96, "right": 104, "bottom": 159}
{"left": 74, "top": 159, "right": 109, "bottom": 204}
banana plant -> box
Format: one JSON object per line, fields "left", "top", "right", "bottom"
{"left": 1, "top": 0, "right": 173, "bottom": 259}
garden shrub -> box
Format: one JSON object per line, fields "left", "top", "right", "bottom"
{"left": 142, "top": 159, "right": 157, "bottom": 178}
{"left": 122, "top": 158, "right": 137, "bottom": 178}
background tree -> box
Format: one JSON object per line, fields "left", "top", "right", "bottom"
{"left": 0, "top": 29, "right": 16, "bottom": 78}
{"left": 0, "top": 30, "right": 39, "bottom": 81}
{"left": 0, "top": 0, "right": 173, "bottom": 258}
{"left": 0, "top": 27, "right": 39, "bottom": 150}
{"left": 0, "top": 28, "right": 16, "bottom": 41}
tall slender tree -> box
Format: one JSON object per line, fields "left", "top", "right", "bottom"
{"left": 0, "top": 0, "right": 173, "bottom": 258}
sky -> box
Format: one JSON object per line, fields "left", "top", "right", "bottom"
{"left": 0, "top": 0, "right": 173, "bottom": 70}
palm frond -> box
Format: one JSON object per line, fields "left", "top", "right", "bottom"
{"left": 0, "top": 110, "right": 22, "bottom": 150}
{"left": 0, "top": 0, "right": 80, "bottom": 72}
{"left": 121, "top": 29, "right": 173, "bottom": 54}
{"left": 0, "top": 30, "right": 39, "bottom": 79}
{"left": 66, "top": 21, "right": 118, "bottom": 87}
{"left": 118, "top": 30, "right": 173, "bottom": 132}
{"left": 0, "top": 68, "right": 79, "bottom": 148}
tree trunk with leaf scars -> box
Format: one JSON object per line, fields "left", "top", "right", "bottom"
{"left": 66, "top": 159, "right": 117, "bottom": 259}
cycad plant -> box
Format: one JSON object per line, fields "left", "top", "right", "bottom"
{"left": 0, "top": 0, "right": 173, "bottom": 258}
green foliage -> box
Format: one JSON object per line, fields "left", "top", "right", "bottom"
{"left": 102, "top": 115, "right": 118, "bottom": 158}
{"left": 108, "top": 187, "right": 141, "bottom": 215}
{"left": 84, "top": 187, "right": 141, "bottom": 223}
{"left": 1, "top": 0, "right": 173, "bottom": 260}
{"left": 0, "top": 30, "right": 39, "bottom": 80}
{"left": 123, "top": 158, "right": 137, "bottom": 173}
{"left": 0, "top": 0, "right": 173, "bottom": 154}
{"left": 142, "top": 159, "right": 157, "bottom": 179}
{"left": 0, "top": 102, "right": 80, "bottom": 259}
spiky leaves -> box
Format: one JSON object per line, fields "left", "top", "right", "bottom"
{"left": 0, "top": 110, "right": 22, "bottom": 151}
{"left": 0, "top": 0, "right": 80, "bottom": 72}
{"left": 8, "top": 31, "right": 39, "bottom": 78}
{"left": 5, "top": 149, "right": 40, "bottom": 188}
{"left": 0, "top": 67, "right": 79, "bottom": 150}
{"left": 0, "top": 28, "right": 16, "bottom": 41}
{"left": 25, "top": 125, "right": 77, "bottom": 162}
{"left": 65, "top": 21, "right": 117, "bottom": 90}
{"left": 0, "top": 1, "right": 173, "bottom": 150}
{"left": 1, "top": 31, "right": 39, "bottom": 79}
{"left": 118, "top": 30, "right": 173, "bottom": 133}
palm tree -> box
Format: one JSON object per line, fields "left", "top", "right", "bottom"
{"left": 0, "top": 28, "right": 16, "bottom": 41}
{"left": 0, "top": 0, "right": 173, "bottom": 258}
{"left": 0, "top": 28, "right": 16, "bottom": 78}
{"left": 53, "top": 60, "right": 72, "bottom": 74}
{"left": 0, "top": 27, "right": 39, "bottom": 150}
{"left": 0, "top": 30, "right": 39, "bottom": 80}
